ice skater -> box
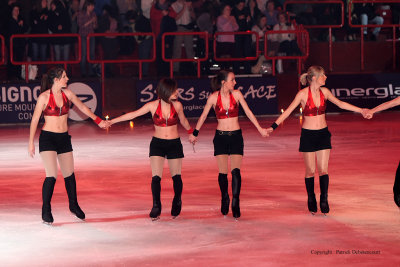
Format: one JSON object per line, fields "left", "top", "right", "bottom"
{"left": 365, "top": 96, "right": 400, "bottom": 208}
{"left": 28, "top": 67, "right": 107, "bottom": 224}
{"left": 266, "top": 66, "right": 367, "bottom": 215}
{"left": 107, "top": 78, "right": 193, "bottom": 220}
{"left": 189, "top": 70, "right": 268, "bottom": 219}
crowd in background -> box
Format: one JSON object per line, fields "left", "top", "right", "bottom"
{"left": 0, "top": 0, "right": 399, "bottom": 80}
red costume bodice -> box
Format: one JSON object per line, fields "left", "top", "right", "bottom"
{"left": 153, "top": 100, "right": 178, "bottom": 127}
{"left": 43, "top": 90, "right": 70, "bottom": 116}
{"left": 215, "top": 91, "right": 239, "bottom": 119}
{"left": 303, "top": 88, "right": 326, "bottom": 116}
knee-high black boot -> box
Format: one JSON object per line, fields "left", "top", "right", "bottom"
{"left": 231, "top": 168, "right": 241, "bottom": 218}
{"left": 42, "top": 177, "right": 56, "bottom": 224}
{"left": 149, "top": 175, "right": 162, "bottom": 220}
{"left": 319, "top": 174, "right": 330, "bottom": 214}
{"left": 218, "top": 173, "right": 229, "bottom": 215}
{"left": 305, "top": 177, "right": 317, "bottom": 214}
{"left": 394, "top": 162, "right": 400, "bottom": 208}
{"left": 64, "top": 173, "right": 85, "bottom": 220}
{"left": 171, "top": 174, "right": 182, "bottom": 217}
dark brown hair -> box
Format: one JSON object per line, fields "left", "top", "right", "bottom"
{"left": 156, "top": 78, "right": 177, "bottom": 103}
{"left": 40, "top": 67, "right": 65, "bottom": 93}
{"left": 82, "top": 0, "right": 95, "bottom": 12}
{"left": 210, "top": 70, "right": 231, "bottom": 92}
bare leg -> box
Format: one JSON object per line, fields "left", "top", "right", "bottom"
{"left": 230, "top": 155, "right": 243, "bottom": 171}
{"left": 302, "top": 152, "right": 316, "bottom": 178}
{"left": 57, "top": 152, "right": 74, "bottom": 178}
{"left": 216, "top": 155, "right": 229, "bottom": 174}
{"left": 150, "top": 156, "right": 165, "bottom": 177}
{"left": 40, "top": 151, "right": 58, "bottom": 178}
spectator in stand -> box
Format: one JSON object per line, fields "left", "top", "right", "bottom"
{"left": 256, "top": 0, "right": 267, "bottom": 14}
{"left": 78, "top": 0, "right": 97, "bottom": 77}
{"left": 69, "top": 0, "right": 80, "bottom": 34}
{"left": 30, "top": 0, "right": 50, "bottom": 74}
{"left": 98, "top": 4, "right": 118, "bottom": 77}
{"left": 6, "top": 3, "right": 28, "bottom": 80}
{"left": 116, "top": 0, "right": 137, "bottom": 27}
{"left": 126, "top": 10, "right": 153, "bottom": 77}
{"left": 150, "top": 0, "right": 177, "bottom": 76}
{"left": 247, "top": 0, "right": 262, "bottom": 27}
{"left": 171, "top": 0, "right": 196, "bottom": 75}
{"left": 216, "top": 4, "right": 239, "bottom": 71}
{"left": 264, "top": 0, "right": 279, "bottom": 27}
{"left": 232, "top": 0, "right": 252, "bottom": 74}
{"left": 195, "top": 0, "right": 216, "bottom": 75}
{"left": 270, "top": 12, "right": 302, "bottom": 73}
{"left": 141, "top": 0, "right": 153, "bottom": 19}
{"left": 48, "top": 0, "right": 72, "bottom": 62}
{"left": 251, "top": 14, "right": 268, "bottom": 74}
{"left": 354, "top": 3, "right": 384, "bottom": 41}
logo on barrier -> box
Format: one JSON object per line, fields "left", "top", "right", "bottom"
{"left": 68, "top": 82, "right": 97, "bottom": 121}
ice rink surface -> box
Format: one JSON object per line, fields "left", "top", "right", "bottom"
{"left": 0, "top": 112, "right": 399, "bottom": 266}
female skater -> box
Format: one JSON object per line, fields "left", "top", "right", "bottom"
{"left": 365, "top": 97, "right": 400, "bottom": 207}
{"left": 189, "top": 70, "right": 268, "bottom": 219}
{"left": 266, "top": 66, "right": 366, "bottom": 215}
{"left": 29, "top": 67, "right": 106, "bottom": 224}
{"left": 108, "top": 78, "right": 192, "bottom": 220}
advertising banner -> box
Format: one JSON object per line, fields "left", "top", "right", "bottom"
{"left": 0, "top": 81, "right": 102, "bottom": 124}
{"left": 137, "top": 76, "right": 278, "bottom": 117}
{"left": 326, "top": 73, "right": 400, "bottom": 112}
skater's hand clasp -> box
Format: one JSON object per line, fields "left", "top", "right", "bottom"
{"left": 189, "top": 134, "right": 197, "bottom": 144}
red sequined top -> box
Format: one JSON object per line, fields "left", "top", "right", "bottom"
{"left": 153, "top": 100, "right": 178, "bottom": 127}
{"left": 215, "top": 91, "right": 239, "bottom": 119}
{"left": 303, "top": 88, "right": 326, "bottom": 116}
{"left": 43, "top": 90, "right": 70, "bottom": 116}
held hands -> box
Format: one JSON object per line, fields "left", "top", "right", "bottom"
{"left": 266, "top": 127, "right": 274, "bottom": 136}
{"left": 189, "top": 134, "right": 197, "bottom": 145}
{"left": 97, "top": 120, "right": 107, "bottom": 129}
{"left": 361, "top": 108, "right": 373, "bottom": 119}
{"left": 259, "top": 128, "right": 269, "bottom": 137}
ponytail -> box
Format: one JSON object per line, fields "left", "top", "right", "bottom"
{"left": 40, "top": 67, "right": 65, "bottom": 93}
{"left": 299, "top": 73, "right": 308, "bottom": 86}
{"left": 211, "top": 70, "right": 231, "bottom": 92}
{"left": 40, "top": 74, "right": 50, "bottom": 93}
{"left": 299, "top": 65, "right": 324, "bottom": 86}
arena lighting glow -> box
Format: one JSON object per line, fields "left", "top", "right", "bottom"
{"left": 300, "top": 107, "right": 303, "bottom": 114}
{"left": 281, "top": 109, "right": 284, "bottom": 113}
{"left": 130, "top": 121, "right": 134, "bottom": 128}
{"left": 105, "top": 115, "right": 109, "bottom": 120}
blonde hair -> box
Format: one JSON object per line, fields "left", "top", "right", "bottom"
{"left": 299, "top": 66, "right": 325, "bottom": 86}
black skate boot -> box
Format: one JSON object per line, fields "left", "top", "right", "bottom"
{"left": 42, "top": 177, "right": 56, "bottom": 224}
{"left": 231, "top": 168, "right": 241, "bottom": 219}
{"left": 218, "top": 173, "right": 229, "bottom": 216}
{"left": 171, "top": 174, "right": 182, "bottom": 218}
{"left": 305, "top": 177, "right": 317, "bottom": 215}
{"left": 319, "top": 174, "right": 330, "bottom": 215}
{"left": 64, "top": 173, "right": 85, "bottom": 220}
{"left": 149, "top": 176, "right": 162, "bottom": 220}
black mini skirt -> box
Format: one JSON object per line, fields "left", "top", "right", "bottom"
{"left": 213, "top": 129, "right": 244, "bottom": 156}
{"left": 299, "top": 127, "right": 332, "bottom": 152}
